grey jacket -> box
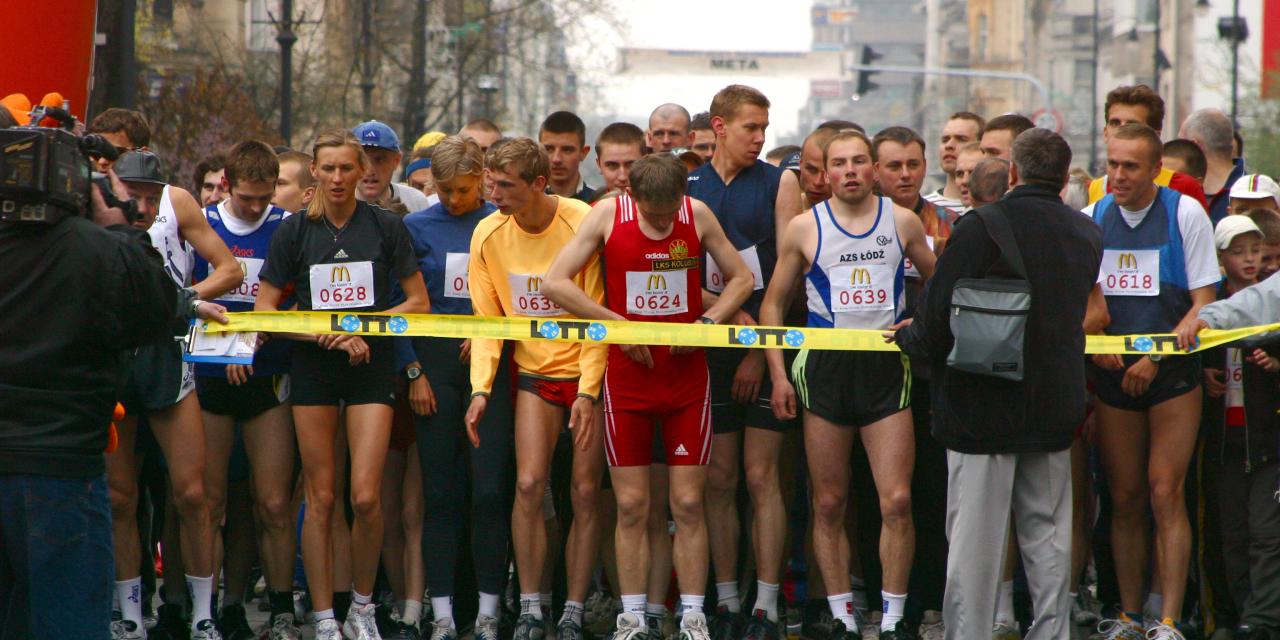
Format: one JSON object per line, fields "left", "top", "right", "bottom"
{"left": 1199, "top": 275, "right": 1280, "bottom": 332}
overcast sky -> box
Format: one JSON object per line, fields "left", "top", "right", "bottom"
{"left": 567, "top": 0, "right": 817, "bottom": 147}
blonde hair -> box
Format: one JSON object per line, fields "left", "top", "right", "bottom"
{"left": 484, "top": 137, "right": 549, "bottom": 185}
{"left": 307, "top": 129, "right": 368, "bottom": 220}
{"left": 431, "top": 135, "right": 485, "bottom": 183}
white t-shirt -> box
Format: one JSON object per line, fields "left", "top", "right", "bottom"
{"left": 390, "top": 182, "right": 433, "bottom": 212}
{"left": 1082, "top": 194, "right": 1219, "bottom": 290}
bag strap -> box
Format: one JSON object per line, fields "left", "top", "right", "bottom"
{"left": 971, "top": 203, "right": 1028, "bottom": 280}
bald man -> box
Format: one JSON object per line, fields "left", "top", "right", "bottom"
{"left": 648, "top": 104, "right": 694, "bottom": 153}
{"left": 1179, "top": 108, "right": 1243, "bottom": 224}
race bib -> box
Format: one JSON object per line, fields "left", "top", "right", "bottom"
{"left": 1100, "top": 249, "right": 1160, "bottom": 296}
{"left": 903, "top": 236, "right": 935, "bottom": 278}
{"left": 443, "top": 252, "right": 470, "bottom": 299}
{"left": 219, "top": 258, "right": 264, "bottom": 304}
{"left": 625, "top": 271, "right": 690, "bottom": 316}
{"left": 1225, "top": 347, "right": 1245, "bottom": 426}
{"left": 508, "top": 273, "right": 565, "bottom": 317}
{"left": 830, "top": 263, "right": 895, "bottom": 313}
{"left": 309, "top": 261, "right": 375, "bottom": 310}
{"left": 706, "top": 245, "right": 765, "bottom": 293}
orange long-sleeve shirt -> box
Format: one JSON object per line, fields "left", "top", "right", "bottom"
{"left": 468, "top": 196, "right": 606, "bottom": 396}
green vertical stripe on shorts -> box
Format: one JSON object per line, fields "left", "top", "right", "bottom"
{"left": 791, "top": 349, "right": 811, "bottom": 409}
{"left": 898, "top": 353, "right": 912, "bottom": 409}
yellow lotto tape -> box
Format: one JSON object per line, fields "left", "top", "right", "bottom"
{"left": 204, "top": 312, "right": 1280, "bottom": 356}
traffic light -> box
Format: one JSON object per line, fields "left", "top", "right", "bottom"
{"left": 853, "top": 45, "right": 883, "bottom": 100}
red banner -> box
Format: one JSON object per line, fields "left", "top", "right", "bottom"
{"left": 0, "top": 1, "right": 98, "bottom": 120}
{"left": 1265, "top": 0, "right": 1280, "bottom": 97}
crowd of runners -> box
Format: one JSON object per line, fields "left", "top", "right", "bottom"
{"left": 4, "top": 78, "right": 1278, "bottom": 640}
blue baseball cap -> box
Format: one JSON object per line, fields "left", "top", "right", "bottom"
{"left": 353, "top": 120, "right": 400, "bottom": 152}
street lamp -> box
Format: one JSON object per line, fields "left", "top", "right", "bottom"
{"left": 1218, "top": 3, "right": 1249, "bottom": 124}
{"left": 477, "top": 74, "right": 501, "bottom": 120}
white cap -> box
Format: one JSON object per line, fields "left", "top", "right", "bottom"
{"left": 1229, "top": 174, "right": 1280, "bottom": 205}
{"left": 1215, "top": 214, "right": 1264, "bottom": 250}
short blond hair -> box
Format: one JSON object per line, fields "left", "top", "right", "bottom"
{"left": 710, "top": 85, "right": 770, "bottom": 124}
{"left": 484, "top": 137, "right": 549, "bottom": 185}
{"left": 431, "top": 135, "right": 484, "bottom": 183}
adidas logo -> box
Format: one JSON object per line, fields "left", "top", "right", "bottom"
{"left": 334, "top": 249, "right": 349, "bottom": 258}
{"left": 674, "top": 444, "right": 688, "bottom": 456}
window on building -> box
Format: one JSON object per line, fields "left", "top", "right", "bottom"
{"left": 1073, "top": 15, "right": 1092, "bottom": 36}
{"left": 1075, "top": 59, "right": 1093, "bottom": 86}
{"left": 247, "top": 0, "right": 276, "bottom": 52}
{"left": 976, "top": 14, "right": 988, "bottom": 61}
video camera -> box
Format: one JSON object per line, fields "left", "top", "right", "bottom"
{"left": 0, "top": 105, "right": 120, "bottom": 224}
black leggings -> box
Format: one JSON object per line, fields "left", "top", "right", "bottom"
{"left": 414, "top": 337, "right": 514, "bottom": 597}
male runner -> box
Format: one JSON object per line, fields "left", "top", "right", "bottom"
{"left": 798, "top": 121, "right": 860, "bottom": 210}
{"left": 1087, "top": 86, "right": 1207, "bottom": 209}
{"left": 690, "top": 112, "right": 716, "bottom": 165}
{"left": 109, "top": 150, "right": 244, "bottom": 640}
{"left": 194, "top": 153, "right": 229, "bottom": 207}
{"left": 540, "top": 111, "right": 597, "bottom": 202}
{"left": 926, "top": 112, "right": 984, "bottom": 210}
{"left": 191, "top": 140, "right": 301, "bottom": 640}
{"left": 1179, "top": 108, "right": 1244, "bottom": 224}
{"left": 460, "top": 118, "right": 504, "bottom": 152}
{"left": 354, "top": 120, "right": 433, "bottom": 213}
{"left": 542, "top": 152, "right": 755, "bottom": 640}
{"left": 871, "top": 125, "right": 952, "bottom": 636}
{"left": 1084, "top": 124, "right": 1219, "bottom": 640}
{"left": 648, "top": 104, "right": 695, "bottom": 153}
{"left": 762, "top": 129, "right": 934, "bottom": 640}
{"left": 978, "top": 114, "right": 1034, "bottom": 160}
{"left": 464, "top": 138, "right": 607, "bottom": 640}
{"left": 686, "top": 84, "right": 801, "bottom": 640}
{"left": 594, "top": 123, "right": 647, "bottom": 200}
{"left": 953, "top": 144, "right": 984, "bottom": 209}
{"left": 275, "top": 150, "right": 316, "bottom": 214}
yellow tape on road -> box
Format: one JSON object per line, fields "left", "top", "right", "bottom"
{"left": 204, "top": 311, "right": 1280, "bottom": 356}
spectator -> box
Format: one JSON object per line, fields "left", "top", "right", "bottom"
{"left": 968, "top": 157, "right": 1010, "bottom": 207}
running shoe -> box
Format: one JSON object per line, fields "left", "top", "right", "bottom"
{"left": 680, "top": 612, "right": 712, "bottom": 640}
{"left": 218, "top": 603, "right": 254, "bottom": 640}
{"left": 425, "top": 618, "right": 458, "bottom": 640}
{"left": 475, "top": 615, "right": 503, "bottom": 640}
{"left": 266, "top": 613, "right": 302, "bottom": 640}
{"left": 993, "top": 621, "right": 1021, "bottom": 640}
{"left": 587, "top": 593, "right": 620, "bottom": 636}
{"left": 711, "top": 607, "right": 742, "bottom": 640}
{"left": 646, "top": 612, "right": 665, "bottom": 640}
{"left": 560, "top": 616, "right": 587, "bottom": 640}
{"left": 111, "top": 619, "right": 146, "bottom": 640}
{"left": 877, "top": 621, "right": 912, "bottom": 640}
{"left": 387, "top": 620, "right": 422, "bottom": 640}
{"left": 613, "top": 613, "right": 651, "bottom": 640}
{"left": 515, "top": 613, "right": 547, "bottom": 640}
{"left": 191, "top": 618, "right": 224, "bottom": 640}
{"left": 741, "top": 610, "right": 782, "bottom": 640}
{"left": 1091, "top": 618, "right": 1145, "bottom": 640}
{"left": 1145, "top": 622, "right": 1185, "bottom": 640}
{"left": 345, "top": 602, "right": 384, "bottom": 640}
{"left": 829, "top": 620, "right": 858, "bottom": 640}
{"left": 802, "top": 601, "right": 834, "bottom": 640}
{"left": 315, "top": 618, "right": 343, "bottom": 640}
{"left": 1073, "top": 593, "right": 1101, "bottom": 628}
{"left": 150, "top": 603, "right": 189, "bottom": 640}
{"left": 916, "top": 611, "right": 944, "bottom": 640}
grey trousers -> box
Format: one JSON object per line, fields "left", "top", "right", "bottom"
{"left": 943, "top": 449, "right": 1072, "bottom": 640}
{"left": 1215, "top": 457, "right": 1280, "bottom": 631}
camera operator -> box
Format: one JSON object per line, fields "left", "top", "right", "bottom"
{"left": 0, "top": 166, "right": 176, "bottom": 636}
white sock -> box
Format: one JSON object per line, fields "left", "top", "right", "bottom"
{"left": 880, "top": 591, "right": 906, "bottom": 632}
{"left": 478, "top": 592, "right": 501, "bottom": 619}
{"left": 521, "top": 593, "right": 543, "bottom": 620}
{"left": 622, "top": 594, "right": 647, "bottom": 617}
{"left": 403, "top": 599, "right": 423, "bottom": 625}
{"left": 116, "top": 578, "right": 144, "bottom": 627}
{"left": 828, "top": 592, "right": 857, "bottom": 630}
{"left": 716, "top": 581, "right": 740, "bottom": 613}
{"left": 353, "top": 590, "right": 373, "bottom": 607}
{"left": 679, "top": 594, "right": 705, "bottom": 618}
{"left": 315, "top": 608, "right": 335, "bottom": 621}
{"left": 432, "top": 596, "right": 455, "bottom": 625}
{"left": 1144, "top": 592, "right": 1164, "bottom": 619}
{"left": 755, "top": 581, "right": 781, "bottom": 622}
{"left": 849, "top": 575, "right": 868, "bottom": 612}
{"left": 646, "top": 602, "right": 668, "bottom": 619}
{"left": 562, "top": 600, "right": 585, "bottom": 626}
{"left": 996, "top": 580, "right": 1016, "bottom": 626}
{"left": 187, "top": 574, "right": 214, "bottom": 627}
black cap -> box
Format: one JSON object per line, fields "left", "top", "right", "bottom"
{"left": 782, "top": 151, "right": 801, "bottom": 173}
{"left": 114, "top": 151, "right": 167, "bottom": 185}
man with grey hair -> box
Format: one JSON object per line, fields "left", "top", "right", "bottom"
{"left": 1179, "top": 108, "right": 1243, "bottom": 224}
{"left": 968, "top": 157, "right": 1010, "bottom": 208}
{"left": 892, "top": 128, "right": 1102, "bottom": 640}
{"left": 647, "top": 103, "right": 693, "bottom": 152}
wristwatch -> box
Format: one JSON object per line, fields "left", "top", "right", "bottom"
{"left": 1147, "top": 354, "right": 1163, "bottom": 363}
{"left": 695, "top": 316, "right": 716, "bottom": 325}
{"left": 405, "top": 366, "right": 423, "bottom": 381}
